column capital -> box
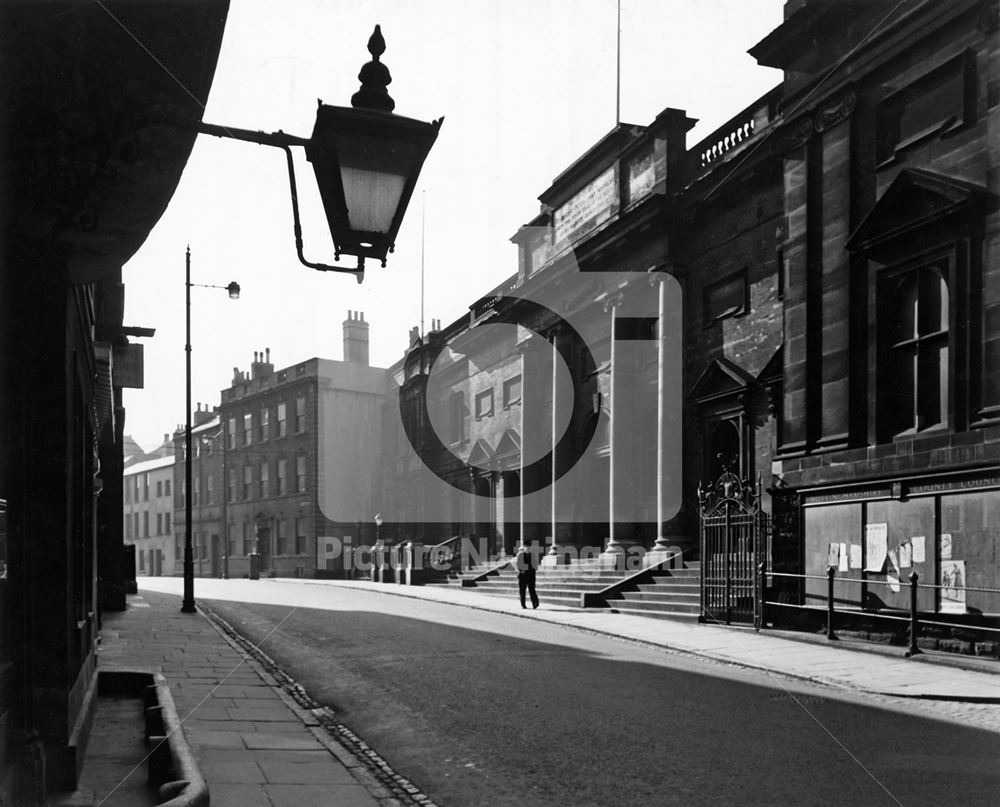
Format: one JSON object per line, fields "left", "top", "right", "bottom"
{"left": 648, "top": 264, "right": 676, "bottom": 287}
{"left": 601, "top": 290, "right": 625, "bottom": 313}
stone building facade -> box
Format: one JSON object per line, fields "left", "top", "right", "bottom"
{"left": 211, "top": 314, "right": 387, "bottom": 579}
{"left": 123, "top": 453, "right": 175, "bottom": 577}
{"left": 380, "top": 0, "right": 999, "bottom": 625}
{"left": 757, "top": 0, "right": 1000, "bottom": 616}
{"left": 171, "top": 409, "right": 224, "bottom": 577}
{"left": 380, "top": 101, "right": 784, "bottom": 564}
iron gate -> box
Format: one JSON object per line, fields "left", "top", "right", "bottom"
{"left": 698, "top": 471, "right": 769, "bottom": 627}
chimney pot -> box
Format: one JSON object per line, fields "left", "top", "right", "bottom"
{"left": 265, "top": 347, "right": 270, "bottom": 362}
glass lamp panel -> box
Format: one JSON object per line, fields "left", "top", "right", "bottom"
{"left": 340, "top": 167, "right": 406, "bottom": 233}
{"left": 335, "top": 130, "right": 421, "bottom": 234}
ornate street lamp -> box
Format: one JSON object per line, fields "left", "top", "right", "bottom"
{"left": 197, "top": 25, "right": 442, "bottom": 282}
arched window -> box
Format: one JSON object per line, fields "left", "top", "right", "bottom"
{"left": 885, "top": 266, "right": 949, "bottom": 436}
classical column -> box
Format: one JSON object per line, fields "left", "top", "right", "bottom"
{"left": 519, "top": 344, "right": 526, "bottom": 551}
{"left": 603, "top": 292, "right": 630, "bottom": 565}
{"left": 493, "top": 470, "right": 505, "bottom": 559}
{"left": 650, "top": 272, "right": 683, "bottom": 560}
{"left": 544, "top": 328, "right": 569, "bottom": 565}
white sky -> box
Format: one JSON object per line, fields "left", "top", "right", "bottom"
{"left": 123, "top": 0, "right": 784, "bottom": 451}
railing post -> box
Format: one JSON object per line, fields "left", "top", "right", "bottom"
{"left": 756, "top": 560, "right": 766, "bottom": 632}
{"left": 826, "top": 565, "right": 838, "bottom": 641}
{"left": 906, "top": 571, "right": 921, "bottom": 657}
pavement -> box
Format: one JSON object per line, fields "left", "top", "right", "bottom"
{"left": 93, "top": 589, "right": 408, "bottom": 807}
{"left": 85, "top": 576, "right": 1000, "bottom": 806}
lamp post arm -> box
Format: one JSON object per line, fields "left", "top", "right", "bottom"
{"left": 194, "top": 121, "right": 363, "bottom": 283}
{"left": 195, "top": 121, "right": 310, "bottom": 149}
{"left": 189, "top": 282, "right": 230, "bottom": 291}
{"left": 278, "top": 144, "right": 364, "bottom": 283}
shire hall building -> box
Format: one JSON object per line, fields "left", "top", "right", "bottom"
{"left": 378, "top": 0, "right": 1000, "bottom": 635}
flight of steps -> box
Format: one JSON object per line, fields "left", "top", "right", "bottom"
{"left": 602, "top": 562, "right": 701, "bottom": 621}
{"left": 428, "top": 558, "right": 703, "bottom": 621}
{"left": 442, "top": 560, "right": 630, "bottom": 608}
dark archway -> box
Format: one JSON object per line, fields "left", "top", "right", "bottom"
{"left": 706, "top": 420, "right": 741, "bottom": 483}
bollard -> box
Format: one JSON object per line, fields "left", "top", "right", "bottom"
{"left": 906, "top": 571, "right": 922, "bottom": 657}
{"left": 826, "top": 565, "right": 838, "bottom": 640}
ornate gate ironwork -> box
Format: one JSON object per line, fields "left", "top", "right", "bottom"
{"left": 698, "top": 471, "right": 769, "bottom": 627}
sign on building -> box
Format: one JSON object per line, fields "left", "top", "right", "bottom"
{"left": 553, "top": 165, "right": 619, "bottom": 247}
{"left": 114, "top": 343, "right": 145, "bottom": 388}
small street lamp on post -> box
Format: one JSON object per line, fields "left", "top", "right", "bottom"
{"left": 182, "top": 246, "right": 240, "bottom": 614}
{"left": 372, "top": 513, "right": 384, "bottom": 582}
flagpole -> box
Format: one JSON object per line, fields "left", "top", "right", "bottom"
{"left": 420, "top": 190, "right": 426, "bottom": 339}
{"left": 616, "top": 0, "right": 621, "bottom": 125}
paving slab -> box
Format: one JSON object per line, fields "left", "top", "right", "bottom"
{"left": 92, "top": 590, "right": 385, "bottom": 807}
{"left": 265, "top": 783, "right": 381, "bottom": 807}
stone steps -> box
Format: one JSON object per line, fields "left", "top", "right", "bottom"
{"left": 460, "top": 586, "right": 583, "bottom": 607}
{"left": 429, "top": 556, "right": 705, "bottom": 622}
{"left": 615, "top": 590, "right": 700, "bottom": 606}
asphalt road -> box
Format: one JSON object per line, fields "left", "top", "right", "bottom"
{"left": 149, "top": 579, "right": 1000, "bottom": 806}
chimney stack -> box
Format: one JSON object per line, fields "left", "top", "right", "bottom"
{"left": 343, "top": 310, "right": 370, "bottom": 365}
{"left": 193, "top": 401, "right": 215, "bottom": 427}
{"left": 251, "top": 348, "right": 274, "bottom": 380}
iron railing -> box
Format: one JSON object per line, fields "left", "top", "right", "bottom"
{"left": 763, "top": 569, "right": 1000, "bottom": 656}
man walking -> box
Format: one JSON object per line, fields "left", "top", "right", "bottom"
{"left": 515, "top": 545, "right": 539, "bottom": 609}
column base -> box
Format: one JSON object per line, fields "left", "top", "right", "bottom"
{"left": 600, "top": 539, "right": 646, "bottom": 572}
{"left": 540, "top": 542, "right": 572, "bottom": 567}
{"left": 646, "top": 539, "right": 684, "bottom": 569}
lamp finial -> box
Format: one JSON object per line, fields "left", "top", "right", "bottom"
{"left": 352, "top": 24, "right": 395, "bottom": 113}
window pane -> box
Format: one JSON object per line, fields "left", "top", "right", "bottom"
{"left": 918, "top": 267, "right": 948, "bottom": 334}
{"left": 884, "top": 344, "right": 915, "bottom": 436}
{"left": 916, "top": 341, "right": 947, "bottom": 429}
{"left": 704, "top": 271, "right": 746, "bottom": 322}
{"left": 503, "top": 376, "right": 522, "bottom": 407}
{"left": 893, "top": 274, "right": 919, "bottom": 343}
{"left": 475, "top": 389, "right": 493, "bottom": 419}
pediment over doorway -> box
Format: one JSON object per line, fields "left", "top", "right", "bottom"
{"left": 467, "top": 438, "right": 493, "bottom": 468}
{"left": 691, "top": 357, "right": 755, "bottom": 406}
{"left": 495, "top": 429, "right": 521, "bottom": 468}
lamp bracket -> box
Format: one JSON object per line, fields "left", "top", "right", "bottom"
{"left": 194, "top": 121, "right": 364, "bottom": 283}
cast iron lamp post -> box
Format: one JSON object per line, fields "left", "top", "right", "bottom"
{"left": 196, "top": 25, "right": 441, "bottom": 282}
{"left": 182, "top": 246, "right": 240, "bottom": 614}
